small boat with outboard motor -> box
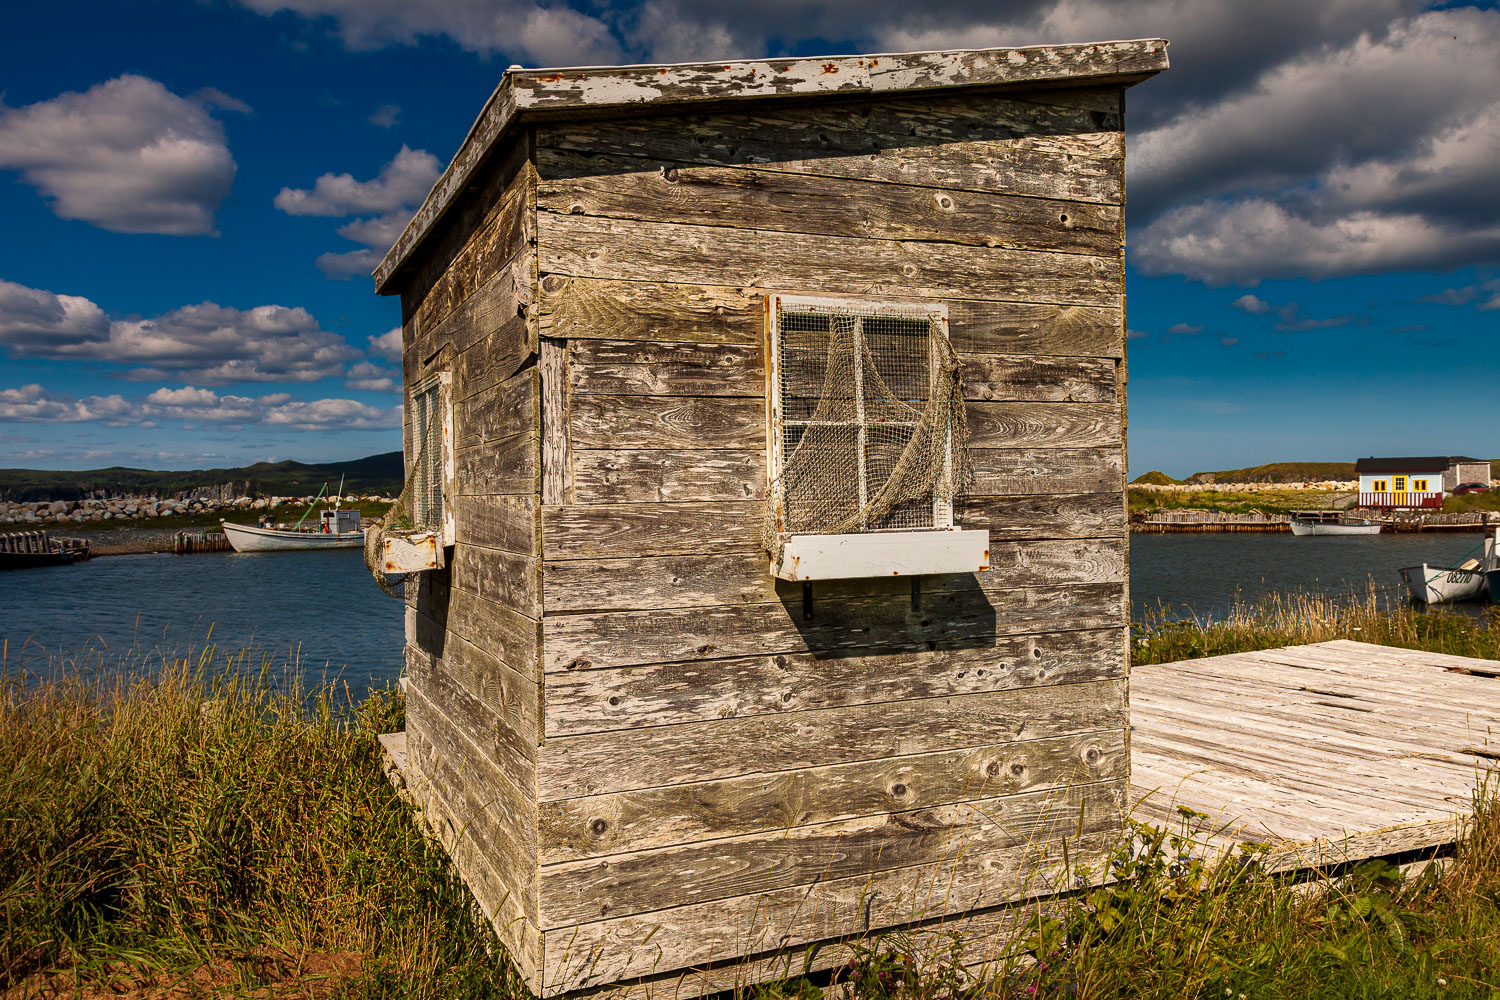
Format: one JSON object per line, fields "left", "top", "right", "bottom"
{"left": 1401, "top": 528, "right": 1495, "bottom": 604}
{"left": 1289, "top": 511, "right": 1382, "bottom": 536}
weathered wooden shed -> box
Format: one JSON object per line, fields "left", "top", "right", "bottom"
{"left": 373, "top": 38, "right": 1167, "bottom": 997}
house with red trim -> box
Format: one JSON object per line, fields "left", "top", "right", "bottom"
{"left": 1355, "top": 456, "right": 1489, "bottom": 508}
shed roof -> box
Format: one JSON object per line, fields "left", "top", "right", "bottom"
{"left": 1355, "top": 457, "right": 1456, "bottom": 474}
{"left": 373, "top": 38, "right": 1170, "bottom": 294}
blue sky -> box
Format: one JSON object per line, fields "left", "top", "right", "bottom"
{"left": 1, "top": 0, "right": 1496, "bottom": 478}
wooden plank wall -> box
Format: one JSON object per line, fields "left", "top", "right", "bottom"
{"left": 531, "top": 85, "right": 1130, "bottom": 994}
{"left": 397, "top": 135, "right": 546, "bottom": 984}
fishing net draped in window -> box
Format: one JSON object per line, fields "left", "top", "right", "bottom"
{"left": 763, "top": 301, "right": 972, "bottom": 565}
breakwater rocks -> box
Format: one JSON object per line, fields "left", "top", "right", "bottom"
{"left": 1131, "top": 480, "right": 1361, "bottom": 494}
{"left": 0, "top": 494, "right": 394, "bottom": 527}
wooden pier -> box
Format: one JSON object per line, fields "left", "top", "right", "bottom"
{"left": 1131, "top": 640, "right": 1496, "bottom": 870}
{"left": 0, "top": 530, "right": 90, "bottom": 568}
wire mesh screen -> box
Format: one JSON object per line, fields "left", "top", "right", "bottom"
{"left": 411, "top": 382, "right": 444, "bottom": 531}
{"left": 765, "top": 298, "right": 971, "bottom": 560}
{"left": 364, "top": 375, "right": 449, "bottom": 597}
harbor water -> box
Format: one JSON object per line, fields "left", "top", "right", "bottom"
{"left": 0, "top": 533, "right": 1492, "bottom": 697}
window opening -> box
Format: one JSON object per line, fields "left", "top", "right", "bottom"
{"left": 764, "top": 295, "right": 973, "bottom": 574}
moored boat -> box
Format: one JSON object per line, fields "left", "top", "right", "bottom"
{"left": 221, "top": 507, "right": 364, "bottom": 553}
{"left": 1399, "top": 560, "right": 1486, "bottom": 604}
{"left": 1289, "top": 511, "right": 1382, "bottom": 536}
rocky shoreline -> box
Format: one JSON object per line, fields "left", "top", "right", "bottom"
{"left": 0, "top": 493, "right": 392, "bottom": 528}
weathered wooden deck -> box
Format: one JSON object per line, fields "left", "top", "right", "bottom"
{"left": 1130, "top": 639, "right": 1499, "bottom": 870}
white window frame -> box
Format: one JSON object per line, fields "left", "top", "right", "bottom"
{"left": 765, "top": 293, "right": 989, "bottom": 581}
{"left": 408, "top": 370, "right": 456, "bottom": 547}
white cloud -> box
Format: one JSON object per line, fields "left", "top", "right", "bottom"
{"left": 142, "top": 386, "right": 400, "bottom": 429}
{"left": 315, "top": 247, "right": 385, "bottom": 280}
{"left": 274, "top": 146, "right": 438, "bottom": 217}
{"left": 1419, "top": 278, "right": 1500, "bottom": 312}
{"left": 0, "top": 384, "right": 131, "bottom": 423}
{"left": 1131, "top": 7, "right": 1500, "bottom": 283}
{"left": 0, "top": 75, "right": 239, "bottom": 236}
{"left": 0, "top": 279, "right": 110, "bottom": 347}
{"left": 0, "top": 384, "right": 401, "bottom": 430}
{"left": 1166, "top": 323, "right": 1203, "bottom": 335}
{"left": 344, "top": 360, "right": 400, "bottom": 393}
{"left": 368, "top": 327, "right": 402, "bottom": 362}
{"left": 369, "top": 104, "right": 401, "bottom": 128}
{"left": 234, "top": 0, "right": 623, "bottom": 64}
{"left": 0, "top": 280, "right": 360, "bottom": 384}
{"left": 1227, "top": 292, "right": 1364, "bottom": 331}
{"left": 276, "top": 147, "right": 438, "bottom": 279}
{"left": 1133, "top": 197, "right": 1500, "bottom": 285}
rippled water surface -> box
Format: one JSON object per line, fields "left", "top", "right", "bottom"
{"left": 2, "top": 532, "right": 1492, "bottom": 695}
{"left": 1130, "top": 531, "right": 1490, "bottom": 622}
{"left": 0, "top": 548, "right": 404, "bottom": 695}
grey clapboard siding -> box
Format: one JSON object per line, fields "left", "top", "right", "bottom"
{"left": 538, "top": 678, "right": 1126, "bottom": 799}
{"left": 542, "top": 582, "right": 1126, "bottom": 673}
{"left": 543, "top": 537, "right": 1125, "bottom": 613}
{"left": 380, "top": 49, "right": 1151, "bottom": 994}
{"left": 542, "top": 494, "right": 1121, "bottom": 561}
{"left": 543, "top": 821, "right": 1120, "bottom": 991}
{"left": 542, "top": 625, "right": 1125, "bottom": 735}
{"left": 570, "top": 449, "right": 766, "bottom": 503}
{"left": 401, "top": 721, "right": 544, "bottom": 983}
{"left": 540, "top": 777, "right": 1120, "bottom": 926}
{"left": 567, "top": 340, "right": 1117, "bottom": 403}
{"left": 539, "top": 728, "right": 1126, "bottom": 863}
{"left": 538, "top": 155, "right": 1120, "bottom": 256}
{"left": 538, "top": 275, "right": 1121, "bottom": 356}
{"left": 540, "top": 214, "right": 1121, "bottom": 307}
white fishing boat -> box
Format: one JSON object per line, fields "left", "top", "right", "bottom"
{"left": 221, "top": 479, "right": 366, "bottom": 553}
{"left": 221, "top": 511, "right": 365, "bottom": 552}
{"left": 1399, "top": 559, "right": 1486, "bottom": 604}
{"left": 1289, "top": 511, "right": 1382, "bottom": 536}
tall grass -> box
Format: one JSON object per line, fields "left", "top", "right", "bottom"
{"left": 5, "top": 628, "right": 1500, "bottom": 998}
{"left": 1135, "top": 585, "right": 1500, "bottom": 665}
{"left": 0, "top": 655, "right": 526, "bottom": 998}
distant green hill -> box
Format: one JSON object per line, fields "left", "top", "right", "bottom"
{"left": 1131, "top": 470, "right": 1181, "bottom": 485}
{"left": 0, "top": 452, "right": 403, "bottom": 501}
{"left": 1183, "top": 462, "right": 1356, "bottom": 484}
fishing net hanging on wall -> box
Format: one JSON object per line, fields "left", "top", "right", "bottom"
{"left": 763, "top": 303, "right": 972, "bottom": 564}
{"left": 363, "top": 381, "right": 446, "bottom": 598}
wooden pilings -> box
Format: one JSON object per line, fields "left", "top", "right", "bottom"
{"left": 172, "top": 531, "right": 233, "bottom": 554}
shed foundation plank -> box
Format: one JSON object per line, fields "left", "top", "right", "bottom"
{"left": 539, "top": 779, "right": 1117, "bottom": 926}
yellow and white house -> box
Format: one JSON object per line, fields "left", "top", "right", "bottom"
{"left": 1356, "top": 456, "right": 1488, "bottom": 509}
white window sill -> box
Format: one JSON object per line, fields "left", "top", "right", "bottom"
{"left": 772, "top": 528, "right": 991, "bottom": 581}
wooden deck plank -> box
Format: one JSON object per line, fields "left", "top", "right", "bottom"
{"left": 1130, "top": 641, "right": 1497, "bottom": 864}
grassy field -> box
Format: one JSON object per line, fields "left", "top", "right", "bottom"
{"left": 6, "top": 606, "right": 1500, "bottom": 998}
{"left": 1128, "top": 487, "right": 1344, "bottom": 516}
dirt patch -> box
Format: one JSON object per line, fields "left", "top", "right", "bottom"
{"left": 62, "top": 528, "right": 187, "bottom": 556}
{"left": 4, "top": 950, "right": 367, "bottom": 999}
